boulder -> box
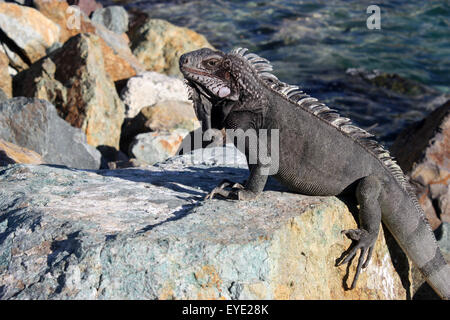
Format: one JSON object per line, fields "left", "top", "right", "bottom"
{"left": 0, "top": 88, "right": 7, "bottom": 102}
{"left": 139, "top": 100, "right": 199, "bottom": 132}
{"left": 66, "top": 0, "right": 102, "bottom": 16}
{"left": 0, "top": 3, "right": 60, "bottom": 67}
{"left": 391, "top": 101, "right": 450, "bottom": 229}
{"left": 33, "top": 0, "right": 144, "bottom": 82}
{"left": 346, "top": 68, "right": 438, "bottom": 97}
{"left": 13, "top": 33, "right": 125, "bottom": 149}
{"left": 438, "top": 222, "right": 450, "bottom": 260}
{"left": 33, "top": 0, "right": 96, "bottom": 44}
{"left": 5, "top": 0, "right": 34, "bottom": 5}
{"left": 0, "top": 97, "right": 101, "bottom": 169}
{"left": 0, "top": 146, "right": 407, "bottom": 299}
{"left": 96, "top": 145, "right": 129, "bottom": 170}
{"left": 129, "top": 19, "right": 214, "bottom": 77}
{"left": 93, "top": 22, "right": 144, "bottom": 82}
{"left": 121, "top": 71, "right": 191, "bottom": 118}
{"left": 120, "top": 100, "right": 200, "bottom": 154}
{"left": 91, "top": 6, "right": 129, "bottom": 34}
{"left": 129, "top": 129, "right": 190, "bottom": 165}
{"left": 0, "top": 138, "right": 43, "bottom": 166}
{"left": 0, "top": 47, "right": 12, "bottom": 98}
{"left": 126, "top": 7, "right": 149, "bottom": 39}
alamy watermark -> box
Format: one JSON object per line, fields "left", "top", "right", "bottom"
{"left": 178, "top": 124, "right": 280, "bottom": 176}
{"left": 366, "top": 5, "right": 381, "bottom": 30}
{"left": 66, "top": 5, "right": 81, "bottom": 31}
{"left": 61, "top": 4, "right": 381, "bottom": 33}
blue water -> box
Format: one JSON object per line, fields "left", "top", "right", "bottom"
{"left": 107, "top": 0, "right": 450, "bottom": 144}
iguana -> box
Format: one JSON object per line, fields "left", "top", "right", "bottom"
{"left": 179, "top": 47, "right": 450, "bottom": 299}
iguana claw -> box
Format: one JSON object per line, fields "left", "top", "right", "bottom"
{"left": 336, "top": 228, "right": 376, "bottom": 289}
{"left": 204, "top": 179, "right": 245, "bottom": 200}
{"left": 204, "top": 179, "right": 259, "bottom": 200}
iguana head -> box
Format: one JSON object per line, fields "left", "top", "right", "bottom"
{"left": 180, "top": 47, "right": 262, "bottom": 102}
{"left": 179, "top": 48, "right": 238, "bottom": 101}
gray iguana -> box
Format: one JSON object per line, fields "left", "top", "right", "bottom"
{"left": 179, "top": 47, "right": 450, "bottom": 299}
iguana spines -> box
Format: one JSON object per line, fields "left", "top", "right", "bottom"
{"left": 230, "top": 47, "right": 430, "bottom": 225}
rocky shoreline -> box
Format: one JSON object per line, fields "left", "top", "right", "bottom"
{"left": 0, "top": 0, "right": 211, "bottom": 168}
{"left": 0, "top": 0, "right": 449, "bottom": 300}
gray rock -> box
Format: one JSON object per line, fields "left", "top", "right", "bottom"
{"left": 0, "top": 88, "right": 7, "bottom": 102}
{"left": 91, "top": 6, "right": 129, "bottom": 34}
{"left": 438, "top": 223, "right": 450, "bottom": 258}
{"left": 0, "top": 97, "right": 101, "bottom": 169}
{"left": 0, "top": 147, "right": 408, "bottom": 299}
{"left": 129, "top": 129, "right": 190, "bottom": 165}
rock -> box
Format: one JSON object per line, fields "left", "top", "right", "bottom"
{"left": 93, "top": 22, "right": 144, "bottom": 81}
{"left": 129, "top": 19, "right": 214, "bottom": 77}
{"left": 0, "top": 3, "right": 60, "bottom": 67}
{"left": 96, "top": 145, "right": 129, "bottom": 170}
{"left": 120, "top": 100, "right": 200, "bottom": 155}
{"left": 13, "top": 33, "right": 125, "bottom": 149}
{"left": 33, "top": 0, "right": 96, "bottom": 44}
{"left": 0, "top": 88, "right": 7, "bottom": 102}
{"left": 129, "top": 129, "right": 190, "bottom": 165}
{"left": 33, "top": 0, "right": 144, "bottom": 82}
{"left": 141, "top": 100, "right": 199, "bottom": 132}
{"left": 323, "top": 68, "right": 448, "bottom": 144}
{"left": 121, "top": 71, "right": 191, "bottom": 118}
{"left": 0, "top": 139, "right": 43, "bottom": 166}
{"left": 438, "top": 222, "right": 450, "bottom": 259}
{"left": 91, "top": 6, "right": 129, "bottom": 34}
{"left": 346, "top": 68, "right": 437, "bottom": 97}
{"left": 0, "top": 47, "right": 12, "bottom": 98}
{"left": 0, "top": 97, "right": 101, "bottom": 169}
{"left": 391, "top": 101, "right": 450, "bottom": 229}
{"left": 106, "top": 157, "right": 146, "bottom": 170}
{"left": 126, "top": 7, "right": 148, "bottom": 39}
{"left": 66, "top": 0, "right": 102, "bottom": 16}
{"left": 5, "top": 0, "right": 34, "bottom": 5}
{"left": 0, "top": 146, "right": 408, "bottom": 299}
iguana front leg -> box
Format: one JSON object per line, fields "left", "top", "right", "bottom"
{"left": 205, "top": 164, "right": 268, "bottom": 200}
{"left": 336, "top": 175, "right": 382, "bottom": 289}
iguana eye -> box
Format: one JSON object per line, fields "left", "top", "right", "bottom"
{"left": 206, "top": 59, "right": 218, "bottom": 67}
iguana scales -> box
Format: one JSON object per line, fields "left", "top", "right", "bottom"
{"left": 179, "top": 47, "right": 450, "bottom": 299}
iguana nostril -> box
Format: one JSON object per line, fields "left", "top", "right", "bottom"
{"left": 180, "top": 54, "right": 189, "bottom": 66}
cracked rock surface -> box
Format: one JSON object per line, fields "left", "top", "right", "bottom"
{"left": 0, "top": 146, "right": 407, "bottom": 299}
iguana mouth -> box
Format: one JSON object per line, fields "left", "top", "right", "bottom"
{"left": 180, "top": 66, "right": 225, "bottom": 82}
{"left": 182, "top": 67, "right": 230, "bottom": 100}
{"left": 180, "top": 66, "right": 211, "bottom": 77}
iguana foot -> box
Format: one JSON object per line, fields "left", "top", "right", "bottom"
{"left": 336, "top": 228, "right": 376, "bottom": 289}
{"left": 205, "top": 179, "right": 257, "bottom": 200}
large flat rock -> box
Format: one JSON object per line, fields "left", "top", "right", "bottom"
{"left": 0, "top": 147, "right": 407, "bottom": 299}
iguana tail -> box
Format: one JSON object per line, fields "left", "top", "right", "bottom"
{"left": 381, "top": 183, "right": 450, "bottom": 299}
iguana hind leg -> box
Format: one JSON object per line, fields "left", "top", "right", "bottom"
{"left": 336, "top": 175, "right": 382, "bottom": 289}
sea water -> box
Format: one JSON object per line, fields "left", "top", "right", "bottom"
{"left": 102, "top": 0, "right": 450, "bottom": 145}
